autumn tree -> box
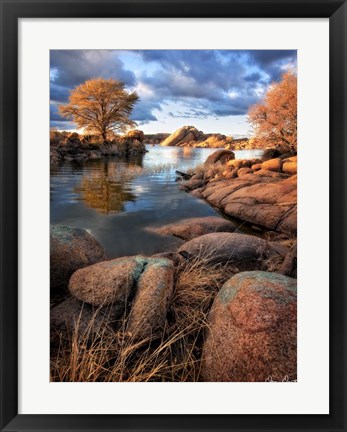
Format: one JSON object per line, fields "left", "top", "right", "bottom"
{"left": 59, "top": 78, "right": 139, "bottom": 142}
{"left": 248, "top": 71, "right": 297, "bottom": 150}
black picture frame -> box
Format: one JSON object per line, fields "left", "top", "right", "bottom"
{"left": 1, "top": 0, "right": 346, "bottom": 431}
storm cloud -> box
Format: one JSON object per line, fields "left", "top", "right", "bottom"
{"left": 50, "top": 49, "right": 296, "bottom": 131}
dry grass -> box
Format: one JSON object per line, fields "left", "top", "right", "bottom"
{"left": 50, "top": 250, "right": 234, "bottom": 382}
{"left": 187, "top": 161, "right": 226, "bottom": 180}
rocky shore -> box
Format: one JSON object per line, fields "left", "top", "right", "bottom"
{"left": 50, "top": 148, "right": 297, "bottom": 382}
{"left": 179, "top": 150, "right": 297, "bottom": 237}
{"left": 50, "top": 130, "right": 147, "bottom": 168}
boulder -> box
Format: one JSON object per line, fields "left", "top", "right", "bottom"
{"left": 251, "top": 163, "right": 262, "bottom": 171}
{"left": 151, "top": 252, "right": 181, "bottom": 265}
{"left": 205, "top": 150, "right": 235, "bottom": 165}
{"left": 177, "top": 232, "right": 287, "bottom": 267}
{"left": 127, "top": 258, "right": 174, "bottom": 339}
{"left": 50, "top": 297, "right": 116, "bottom": 345}
{"left": 227, "top": 159, "right": 253, "bottom": 170}
{"left": 50, "top": 225, "right": 105, "bottom": 291}
{"left": 261, "top": 158, "right": 282, "bottom": 172}
{"left": 126, "top": 130, "right": 145, "bottom": 142}
{"left": 69, "top": 256, "right": 146, "bottom": 311}
{"left": 148, "top": 216, "right": 237, "bottom": 240}
{"left": 160, "top": 126, "right": 203, "bottom": 147}
{"left": 237, "top": 167, "right": 253, "bottom": 177}
{"left": 253, "top": 169, "right": 287, "bottom": 178}
{"left": 115, "top": 139, "right": 147, "bottom": 156}
{"left": 282, "top": 156, "right": 297, "bottom": 175}
{"left": 179, "top": 179, "right": 207, "bottom": 191}
{"left": 201, "top": 271, "right": 297, "bottom": 381}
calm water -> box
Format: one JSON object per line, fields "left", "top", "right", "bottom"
{"left": 50, "top": 145, "right": 263, "bottom": 258}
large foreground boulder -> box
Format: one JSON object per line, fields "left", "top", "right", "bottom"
{"left": 50, "top": 225, "right": 105, "bottom": 291}
{"left": 69, "top": 256, "right": 175, "bottom": 337}
{"left": 177, "top": 232, "right": 287, "bottom": 266}
{"left": 147, "top": 216, "right": 237, "bottom": 240}
{"left": 69, "top": 256, "right": 146, "bottom": 311}
{"left": 201, "top": 271, "right": 297, "bottom": 381}
{"left": 127, "top": 258, "right": 174, "bottom": 339}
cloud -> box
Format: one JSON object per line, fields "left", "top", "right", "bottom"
{"left": 50, "top": 49, "right": 297, "bottom": 130}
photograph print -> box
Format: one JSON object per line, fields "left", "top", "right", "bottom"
{"left": 50, "top": 49, "right": 297, "bottom": 382}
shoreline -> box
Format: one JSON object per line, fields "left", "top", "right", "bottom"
{"left": 50, "top": 148, "right": 297, "bottom": 382}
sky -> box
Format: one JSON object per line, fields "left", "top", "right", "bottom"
{"left": 50, "top": 50, "right": 297, "bottom": 137}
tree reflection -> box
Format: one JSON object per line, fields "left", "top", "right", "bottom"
{"left": 75, "top": 161, "right": 139, "bottom": 213}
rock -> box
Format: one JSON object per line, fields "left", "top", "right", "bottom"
{"left": 127, "top": 258, "right": 174, "bottom": 339}
{"left": 50, "top": 297, "right": 116, "bottom": 345}
{"left": 205, "top": 150, "right": 235, "bottom": 165}
{"left": 50, "top": 225, "right": 105, "bottom": 291}
{"left": 227, "top": 159, "right": 253, "bottom": 170}
{"left": 191, "top": 188, "right": 204, "bottom": 199}
{"left": 69, "top": 256, "right": 146, "bottom": 311}
{"left": 224, "top": 168, "right": 238, "bottom": 180}
{"left": 110, "top": 138, "right": 147, "bottom": 156}
{"left": 237, "top": 167, "right": 253, "bottom": 177}
{"left": 148, "top": 216, "right": 237, "bottom": 240}
{"left": 126, "top": 130, "right": 145, "bottom": 142}
{"left": 201, "top": 271, "right": 297, "bottom": 381}
{"left": 282, "top": 156, "right": 297, "bottom": 175}
{"left": 179, "top": 179, "right": 207, "bottom": 191}
{"left": 222, "top": 175, "right": 297, "bottom": 233}
{"left": 177, "top": 232, "right": 286, "bottom": 267}
{"left": 253, "top": 169, "right": 287, "bottom": 178}
{"left": 160, "top": 126, "right": 203, "bottom": 147}
{"left": 251, "top": 163, "right": 262, "bottom": 171}
{"left": 261, "top": 157, "right": 282, "bottom": 172}
{"left": 151, "top": 252, "right": 181, "bottom": 265}
{"left": 195, "top": 134, "right": 229, "bottom": 148}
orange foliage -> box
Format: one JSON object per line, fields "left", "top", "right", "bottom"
{"left": 59, "top": 78, "right": 139, "bottom": 142}
{"left": 248, "top": 72, "right": 297, "bottom": 150}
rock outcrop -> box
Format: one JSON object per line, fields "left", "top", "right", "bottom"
{"left": 160, "top": 126, "right": 236, "bottom": 148}
{"left": 182, "top": 155, "right": 297, "bottom": 236}
{"left": 50, "top": 225, "right": 105, "bottom": 291}
{"left": 50, "top": 130, "right": 147, "bottom": 167}
{"left": 201, "top": 271, "right": 297, "bottom": 381}
{"left": 147, "top": 216, "right": 237, "bottom": 240}
{"left": 160, "top": 126, "right": 204, "bottom": 147}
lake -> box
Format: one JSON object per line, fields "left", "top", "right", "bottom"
{"left": 50, "top": 145, "right": 263, "bottom": 258}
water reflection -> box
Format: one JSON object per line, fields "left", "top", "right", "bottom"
{"left": 51, "top": 145, "right": 263, "bottom": 258}
{"left": 74, "top": 160, "right": 141, "bottom": 213}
